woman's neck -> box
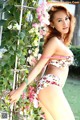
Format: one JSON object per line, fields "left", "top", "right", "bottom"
{"left": 61, "top": 34, "right": 67, "bottom": 42}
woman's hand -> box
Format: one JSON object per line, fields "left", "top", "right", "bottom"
{"left": 9, "top": 89, "right": 23, "bottom": 104}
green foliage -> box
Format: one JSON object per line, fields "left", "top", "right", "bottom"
{"left": 69, "top": 46, "right": 80, "bottom": 76}
{"left": 70, "top": 46, "right": 80, "bottom": 66}
{"left": 0, "top": 0, "right": 39, "bottom": 91}
{"left": 0, "top": 0, "right": 46, "bottom": 119}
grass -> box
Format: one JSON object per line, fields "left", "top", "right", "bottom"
{"left": 63, "top": 76, "right": 80, "bottom": 120}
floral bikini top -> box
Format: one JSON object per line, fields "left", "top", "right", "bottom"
{"left": 40, "top": 55, "right": 74, "bottom": 77}
{"left": 48, "top": 55, "right": 74, "bottom": 68}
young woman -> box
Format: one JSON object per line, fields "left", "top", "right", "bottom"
{"left": 9, "top": 5, "right": 76, "bottom": 120}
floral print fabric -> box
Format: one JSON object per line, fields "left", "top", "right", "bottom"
{"left": 49, "top": 56, "right": 74, "bottom": 68}
{"left": 36, "top": 74, "right": 62, "bottom": 95}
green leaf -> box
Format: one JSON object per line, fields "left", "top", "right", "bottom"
{"left": 18, "top": 32, "right": 25, "bottom": 40}
{"left": 0, "top": 20, "right": 6, "bottom": 26}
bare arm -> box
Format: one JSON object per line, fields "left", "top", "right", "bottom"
{"left": 9, "top": 37, "right": 58, "bottom": 103}
{"left": 19, "top": 37, "right": 58, "bottom": 92}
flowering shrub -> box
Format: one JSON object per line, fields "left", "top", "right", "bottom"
{"left": 0, "top": 0, "right": 51, "bottom": 120}
{"left": 19, "top": 84, "right": 46, "bottom": 120}
{"left": 32, "top": 2, "right": 50, "bottom": 38}
{"left": 36, "top": 2, "right": 50, "bottom": 25}
{"left": 0, "top": 83, "right": 45, "bottom": 120}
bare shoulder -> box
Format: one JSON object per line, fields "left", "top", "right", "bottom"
{"left": 46, "top": 36, "right": 59, "bottom": 45}
{"left": 44, "top": 36, "right": 59, "bottom": 49}
{"left": 42, "top": 37, "right": 59, "bottom": 57}
{"left": 49, "top": 37, "right": 65, "bottom": 47}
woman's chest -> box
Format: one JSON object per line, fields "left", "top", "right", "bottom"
{"left": 56, "top": 42, "right": 73, "bottom": 56}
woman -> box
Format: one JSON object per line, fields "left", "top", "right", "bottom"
{"left": 9, "top": 5, "right": 76, "bottom": 120}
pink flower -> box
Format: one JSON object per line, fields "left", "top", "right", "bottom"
{"left": 38, "top": 16, "right": 44, "bottom": 23}
{"left": 25, "top": 105, "right": 30, "bottom": 110}
{"left": 21, "top": 92, "right": 26, "bottom": 100}
{"left": 28, "top": 86, "right": 36, "bottom": 103}
{"left": 40, "top": 29, "right": 46, "bottom": 36}
{"left": 28, "top": 86, "right": 35, "bottom": 91}
{"left": 32, "top": 23, "right": 39, "bottom": 28}
{"left": 32, "top": 2, "right": 50, "bottom": 38}
{"left": 40, "top": 2, "right": 48, "bottom": 11}
{"left": 36, "top": 2, "right": 50, "bottom": 26}
{"left": 36, "top": 7, "right": 42, "bottom": 14}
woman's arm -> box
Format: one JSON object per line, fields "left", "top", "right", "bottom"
{"left": 9, "top": 37, "right": 58, "bottom": 103}
{"left": 19, "top": 37, "right": 58, "bottom": 91}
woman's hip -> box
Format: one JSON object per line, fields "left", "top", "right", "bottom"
{"left": 36, "top": 74, "right": 64, "bottom": 95}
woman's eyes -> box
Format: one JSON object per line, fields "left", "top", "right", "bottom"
{"left": 65, "top": 17, "right": 69, "bottom": 20}
{"left": 58, "top": 17, "right": 69, "bottom": 22}
{"left": 58, "top": 19, "right": 62, "bottom": 22}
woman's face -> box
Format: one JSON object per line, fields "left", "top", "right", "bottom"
{"left": 52, "top": 10, "right": 70, "bottom": 35}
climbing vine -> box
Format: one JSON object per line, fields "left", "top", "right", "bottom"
{"left": 0, "top": 0, "right": 51, "bottom": 119}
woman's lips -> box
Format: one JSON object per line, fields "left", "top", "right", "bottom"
{"left": 63, "top": 27, "right": 68, "bottom": 29}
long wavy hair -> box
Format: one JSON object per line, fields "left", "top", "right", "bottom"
{"left": 44, "top": 5, "right": 76, "bottom": 46}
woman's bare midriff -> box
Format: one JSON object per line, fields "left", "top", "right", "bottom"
{"left": 45, "top": 65, "right": 69, "bottom": 87}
